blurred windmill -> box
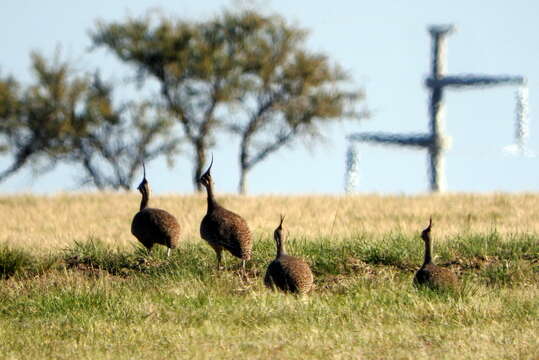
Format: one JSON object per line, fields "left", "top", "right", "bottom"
{"left": 345, "top": 25, "right": 530, "bottom": 193}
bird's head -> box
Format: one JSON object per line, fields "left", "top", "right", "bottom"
{"left": 421, "top": 217, "right": 432, "bottom": 242}
{"left": 137, "top": 161, "right": 150, "bottom": 195}
{"left": 199, "top": 155, "right": 214, "bottom": 188}
{"left": 274, "top": 214, "right": 286, "bottom": 246}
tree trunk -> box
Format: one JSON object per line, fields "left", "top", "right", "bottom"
{"left": 193, "top": 141, "right": 206, "bottom": 193}
{"left": 0, "top": 146, "right": 33, "bottom": 182}
{"left": 238, "top": 137, "right": 250, "bottom": 195}
{"left": 238, "top": 166, "right": 249, "bottom": 195}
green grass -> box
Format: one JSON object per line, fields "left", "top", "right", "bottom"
{"left": 0, "top": 244, "right": 55, "bottom": 279}
{"left": 1, "top": 231, "right": 538, "bottom": 359}
{"left": 0, "top": 245, "right": 33, "bottom": 279}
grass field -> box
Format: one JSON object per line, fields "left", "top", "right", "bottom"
{"left": 0, "top": 193, "right": 538, "bottom": 359}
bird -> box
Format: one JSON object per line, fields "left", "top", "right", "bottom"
{"left": 131, "top": 161, "right": 181, "bottom": 257}
{"left": 413, "top": 217, "right": 458, "bottom": 290}
{"left": 199, "top": 156, "right": 252, "bottom": 272}
{"left": 264, "top": 215, "right": 314, "bottom": 294}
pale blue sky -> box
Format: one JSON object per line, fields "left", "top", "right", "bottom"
{"left": 1, "top": 0, "right": 538, "bottom": 194}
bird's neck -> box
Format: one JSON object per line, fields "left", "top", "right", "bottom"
{"left": 277, "top": 238, "right": 286, "bottom": 258}
{"left": 205, "top": 183, "right": 217, "bottom": 212}
{"left": 423, "top": 238, "right": 433, "bottom": 266}
{"left": 140, "top": 188, "right": 149, "bottom": 211}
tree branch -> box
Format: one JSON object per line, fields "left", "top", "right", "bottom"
{"left": 245, "top": 129, "right": 296, "bottom": 170}
{"left": 162, "top": 82, "right": 196, "bottom": 142}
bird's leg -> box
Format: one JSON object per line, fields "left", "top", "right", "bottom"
{"left": 240, "top": 259, "right": 251, "bottom": 283}
{"left": 215, "top": 249, "right": 222, "bottom": 271}
{"left": 167, "top": 248, "right": 171, "bottom": 258}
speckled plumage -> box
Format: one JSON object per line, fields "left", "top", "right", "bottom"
{"left": 413, "top": 262, "right": 458, "bottom": 290}
{"left": 264, "top": 216, "right": 313, "bottom": 294}
{"left": 199, "top": 158, "right": 252, "bottom": 269}
{"left": 131, "top": 208, "right": 180, "bottom": 251}
{"left": 200, "top": 206, "right": 252, "bottom": 261}
{"left": 413, "top": 218, "right": 458, "bottom": 290}
{"left": 131, "top": 164, "right": 180, "bottom": 255}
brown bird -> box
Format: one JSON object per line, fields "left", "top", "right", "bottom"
{"left": 199, "top": 157, "right": 252, "bottom": 271}
{"left": 413, "top": 217, "right": 458, "bottom": 290}
{"left": 264, "top": 215, "right": 314, "bottom": 294}
{"left": 131, "top": 162, "right": 181, "bottom": 257}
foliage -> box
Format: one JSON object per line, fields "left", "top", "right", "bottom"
{"left": 0, "top": 53, "right": 180, "bottom": 189}
{"left": 226, "top": 12, "right": 366, "bottom": 193}
{"left": 0, "top": 52, "right": 87, "bottom": 181}
{"left": 91, "top": 9, "right": 365, "bottom": 193}
{"left": 91, "top": 11, "right": 246, "bottom": 191}
{"left": 67, "top": 74, "right": 180, "bottom": 190}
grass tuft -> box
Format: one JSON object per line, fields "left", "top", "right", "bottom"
{"left": 62, "top": 238, "right": 140, "bottom": 276}
{"left": 0, "top": 245, "right": 35, "bottom": 279}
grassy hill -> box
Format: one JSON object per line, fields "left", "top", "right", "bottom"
{"left": 0, "top": 193, "right": 538, "bottom": 359}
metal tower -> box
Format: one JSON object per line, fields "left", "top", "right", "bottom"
{"left": 346, "top": 25, "right": 528, "bottom": 193}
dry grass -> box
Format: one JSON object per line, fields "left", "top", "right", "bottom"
{"left": 1, "top": 192, "right": 538, "bottom": 253}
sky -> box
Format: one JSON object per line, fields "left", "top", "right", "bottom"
{"left": 1, "top": 0, "right": 538, "bottom": 195}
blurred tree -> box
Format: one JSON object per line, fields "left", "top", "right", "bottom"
{"left": 0, "top": 52, "right": 86, "bottom": 182}
{"left": 69, "top": 74, "right": 180, "bottom": 190}
{"left": 92, "top": 10, "right": 366, "bottom": 194}
{"left": 92, "top": 12, "right": 245, "bottom": 191}
{"left": 226, "top": 13, "right": 366, "bottom": 194}
{"left": 0, "top": 53, "right": 179, "bottom": 190}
